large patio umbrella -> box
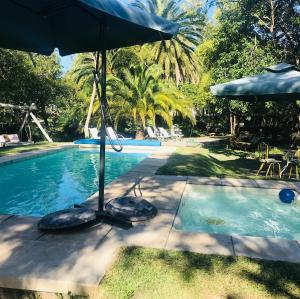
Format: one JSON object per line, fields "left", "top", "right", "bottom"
{"left": 210, "top": 63, "right": 300, "bottom": 101}
{"left": 0, "top": 0, "right": 178, "bottom": 230}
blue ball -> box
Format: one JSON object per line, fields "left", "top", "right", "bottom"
{"left": 279, "top": 189, "right": 295, "bottom": 204}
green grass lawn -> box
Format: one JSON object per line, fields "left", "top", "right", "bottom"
{"left": 156, "top": 145, "right": 259, "bottom": 178}
{"left": 0, "top": 142, "right": 66, "bottom": 157}
{"left": 99, "top": 247, "right": 300, "bottom": 299}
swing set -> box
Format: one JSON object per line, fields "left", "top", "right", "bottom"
{"left": 0, "top": 102, "right": 53, "bottom": 144}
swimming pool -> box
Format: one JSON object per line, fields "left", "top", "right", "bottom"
{"left": 0, "top": 148, "right": 147, "bottom": 217}
{"left": 176, "top": 184, "right": 300, "bottom": 240}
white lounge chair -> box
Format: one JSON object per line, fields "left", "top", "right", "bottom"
{"left": 158, "top": 127, "right": 172, "bottom": 139}
{"left": 146, "top": 126, "right": 159, "bottom": 139}
{"left": 88, "top": 128, "right": 100, "bottom": 139}
{"left": 153, "top": 126, "right": 160, "bottom": 137}
{"left": 170, "top": 127, "right": 184, "bottom": 140}
{"left": 106, "top": 126, "right": 131, "bottom": 140}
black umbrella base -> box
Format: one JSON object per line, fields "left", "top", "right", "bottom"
{"left": 38, "top": 207, "right": 132, "bottom": 232}
{"left": 105, "top": 196, "right": 157, "bottom": 222}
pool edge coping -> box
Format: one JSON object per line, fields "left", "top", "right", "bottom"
{"left": 0, "top": 143, "right": 76, "bottom": 167}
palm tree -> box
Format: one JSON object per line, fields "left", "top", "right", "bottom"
{"left": 108, "top": 62, "right": 195, "bottom": 138}
{"left": 70, "top": 49, "right": 140, "bottom": 137}
{"left": 71, "top": 53, "right": 98, "bottom": 138}
{"left": 132, "top": 0, "right": 205, "bottom": 84}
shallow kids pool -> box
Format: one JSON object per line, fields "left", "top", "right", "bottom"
{"left": 176, "top": 184, "right": 300, "bottom": 240}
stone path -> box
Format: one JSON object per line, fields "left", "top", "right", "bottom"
{"left": 1, "top": 145, "right": 300, "bottom": 297}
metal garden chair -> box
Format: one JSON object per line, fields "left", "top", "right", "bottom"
{"left": 256, "top": 143, "right": 282, "bottom": 177}
{"left": 280, "top": 149, "right": 300, "bottom": 179}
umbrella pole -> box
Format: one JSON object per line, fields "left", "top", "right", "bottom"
{"left": 95, "top": 24, "right": 132, "bottom": 229}
{"left": 98, "top": 45, "right": 106, "bottom": 213}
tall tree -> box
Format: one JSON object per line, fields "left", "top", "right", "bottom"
{"left": 70, "top": 49, "right": 141, "bottom": 137}
{"left": 71, "top": 52, "right": 98, "bottom": 138}
{"left": 108, "top": 63, "right": 195, "bottom": 138}
{"left": 132, "top": 0, "right": 206, "bottom": 84}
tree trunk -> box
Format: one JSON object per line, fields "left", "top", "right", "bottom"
{"left": 230, "top": 112, "right": 233, "bottom": 135}
{"left": 84, "top": 81, "right": 97, "bottom": 138}
{"left": 233, "top": 114, "right": 237, "bottom": 136}
{"left": 269, "top": 0, "right": 276, "bottom": 42}
{"left": 230, "top": 113, "right": 238, "bottom": 136}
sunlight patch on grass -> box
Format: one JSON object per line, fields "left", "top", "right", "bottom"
{"left": 156, "top": 146, "right": 258, "bottom": 178}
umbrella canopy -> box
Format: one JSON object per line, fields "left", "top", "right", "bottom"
{"left": 210, "top": 63, "right": 300, "bottom": 101}
{"left": 0, "top": 0, "right": 178, "bottom": 56}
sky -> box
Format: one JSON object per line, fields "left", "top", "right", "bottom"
{"left": 207, "top": 4, "right": 216, "bottom": 19}
{"left": 59, "top": 4, "right": 216, "bottom": 73}
{"left": 60, "top": 54, "right": 75, "bottom": 73}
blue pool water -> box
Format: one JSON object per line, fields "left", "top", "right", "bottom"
{"left": 0, "top": 148, "right": 147, "bottom": 216}
{"left": 176, "top": 185, "right": 300, "bottom": 240}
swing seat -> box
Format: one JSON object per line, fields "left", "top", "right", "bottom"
{"left": 4, "top": 134, "right": 33, "bottom": 147}
{"left": 0, "top": 135, "right": 6, "bottom": 147}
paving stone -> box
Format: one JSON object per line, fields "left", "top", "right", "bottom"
{"left": 232, "top": 235, "right": 300, "bottom": 262}
{"left": 112, "top": 211, "right": 176, "bottom": 249}
{"left": 137, "top": 157, "right": 169, "bottom": 167}
{"left": 137, "top": 180, "right": 186, "bottom": 201}
{"left": 122, "top": 166, "right": 158, "bottom": 176}
{"left": 0, "top": 215, "right": 13, "bottom": 223}
{"left": 140, "top": 175, "right": 186, "bottom": 187}
{"left": 153, "top": 175, "right": 188, "bottom": 182}
{"left": 221, "top": 178, "right": 258, "bottom": 187}
{"left": 166, "top": 230, "right": 234, "bottom": 256}
{"left": 104, "top": 177, "right": 137, "bottom": 197}
{"left": 0, "top": 239, "right": 34, "bottom": 264}
{"left": 255, "top": 179, "right": 293, "bottom": 189}
{"left": 289, "top": 182, "right": 300, "bottom": 193}
{"left": 39, "top": 223, "right": 111, "bottom": 244}
{"left": 140, "top": 195, "right": 181, "bottom": 211}
{"left": 187, "top": 176, "right": 222, "bottom": 185}
{"left": 129, "top": 162, "right": 160, "bottom": 171}
{"left": 0, "top": 216, "right": 44, "bottom": 242}
{"left": 0, "top": 233, "right": 118, "bottom": 296}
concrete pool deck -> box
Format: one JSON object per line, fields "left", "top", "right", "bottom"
{"left": 1, "top": 145, "right": 300, "bottom": 297}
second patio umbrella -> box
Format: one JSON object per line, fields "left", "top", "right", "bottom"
{"left": 210, "top": 63, "right": 300, "bottom": 101}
